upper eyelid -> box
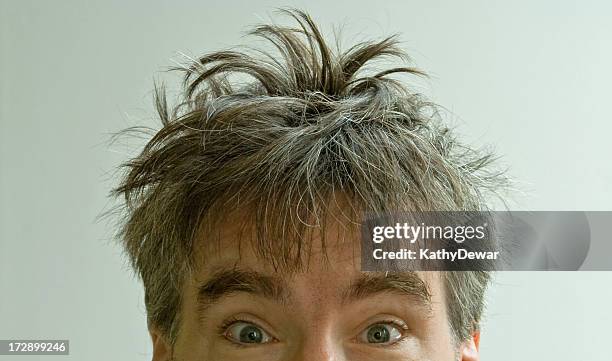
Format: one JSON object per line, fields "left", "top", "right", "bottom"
{"left": 358, "top": 315, "right": 410, "bottom": 331}
{"left": 356, "top": 322, "right": 409, "bottom": 347}
{"left": 380, "top": 319, "right": 410, "bottom": 331}
{"left": 221, "top": 317, "right": 278, "bottom": 342}
{"left": 363, "top": 320, "right": 409, "bottom": 335}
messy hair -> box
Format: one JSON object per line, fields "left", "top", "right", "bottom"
{"left": 113, "top": 9, "right": 507, "bottom": 344}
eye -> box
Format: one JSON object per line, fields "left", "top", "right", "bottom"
{"left": 224, "top": 321, "right": 273, "bottom": 345}
{"left": 358, "top": 323, "right": 404, "bottom": 345}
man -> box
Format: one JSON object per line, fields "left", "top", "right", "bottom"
{"left": 114, "top": 9, "right": 506, "bottom": 361}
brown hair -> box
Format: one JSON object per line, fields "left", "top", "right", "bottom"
{"left": 113, "top": 9, "right": 507, "bottom": 344}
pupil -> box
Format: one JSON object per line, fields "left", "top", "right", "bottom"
{"left": 367, "top": 325, "right": 390, "bottom": 343}
{"left": 239, "top": 326, "right": 263, "bottom": 343}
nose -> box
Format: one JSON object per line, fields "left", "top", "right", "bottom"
{"left": 289, "top": 336, "right": 347, "bottom": 361}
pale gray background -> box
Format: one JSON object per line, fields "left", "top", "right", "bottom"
{"left": 1, "top": 1, "right": 611, "bottom": 360}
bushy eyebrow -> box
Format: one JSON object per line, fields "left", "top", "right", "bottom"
{"left": 197, "top": 267, "right": 288, "bottom": 306}
{"left": 196, "top": 268, "right": 431, "bottom": 312}
{"left": 343, "top": 272, "right": 432, "bottom": 308}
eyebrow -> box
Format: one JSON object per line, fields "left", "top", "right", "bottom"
{"left": 197, "top": 268, "right": 431, "bottom": 311}
{"left": 343, "top": 272, "right": 432, "bottom": 308}
{"left": 197, "top": 267, "right": 288, "bottom": 306}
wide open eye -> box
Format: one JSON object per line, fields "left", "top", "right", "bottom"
{"left": 358, "top": 323, "right": 404, "bottom": 345}
{"left": 224, "top": 321, "right": 273, "bottom": 345}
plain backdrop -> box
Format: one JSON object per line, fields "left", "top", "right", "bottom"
{"left": 1, "top": 1, "right": 611, "bottom": 360}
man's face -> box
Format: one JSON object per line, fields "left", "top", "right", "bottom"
{"left": 153, "top": 214, "right": 479, "bottom": 361}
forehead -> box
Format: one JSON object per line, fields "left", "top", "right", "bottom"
{"left": 193, "top": 205, "right": 362, "bottom": 275}
{"left": 191, "top": 207, "right": 443, "bottom": 302}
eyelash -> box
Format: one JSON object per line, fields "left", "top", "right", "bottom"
{"left": 217, "top": 316, "right": 245, "bottom": 336}
{"left": 366, "top": 318, "right": 411, "bottom": 345}
{"left": 217, "top": 316, "right": 271, "bottom": 348}
{"left": 380, "top": 319, "right": 409, "bottom": 331}
{"left": 216, "top": 317, "right": 410, "bottom": 348}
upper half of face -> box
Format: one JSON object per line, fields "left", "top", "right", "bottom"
{"left": 165, "top": 211, "right": 476, "bottom": 361}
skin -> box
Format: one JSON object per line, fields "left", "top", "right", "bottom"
{"left": 149, "top": 212, "right": 481, "bottom": 361}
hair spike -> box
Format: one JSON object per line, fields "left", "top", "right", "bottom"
{"left": 113, "top": 9, "right": 508, "bottom": 344}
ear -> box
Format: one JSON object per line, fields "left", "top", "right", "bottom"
{"left": 458, "top": 331, "right": 480, "bottom": 361}
{"left": 149, "top": 325, "right": 171, "bottom": 361}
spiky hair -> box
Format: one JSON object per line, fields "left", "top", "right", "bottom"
{"left": 113, "top": 9, "right": 507, "bottom": 343}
